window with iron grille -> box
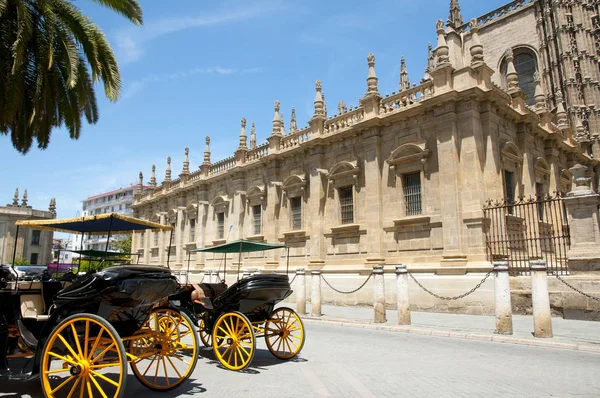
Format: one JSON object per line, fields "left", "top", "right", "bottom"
{"left": 189, "top": 219, "right": 195, "bottom": 242}
{"left": 504, "top": 170, "right": 515, "bottom": 204}
{"left": 403, "top": 172, "right": 422, "bottom": 216}
{"left": 154, "top": 231, "right": 158, "bottom": 246}
{"left": 339, "top": 186, "right": 354, "bottom": 224}
{"left": 252, "top": 205, "right": 262, "bottom": 235}
{"left": 140, "top": 232, "right": 145, "bottom": 246}
{"left": 30, "top": 253, "right": 38, "bottom": 265}
{"left": 290, "top": 197, "right": 302, "bottom": 230}
{"left": 217, "top": 212, "right": 225, "bottom": 239}
{"left": 31, "top": 230, "right": 41, "bottom": 245}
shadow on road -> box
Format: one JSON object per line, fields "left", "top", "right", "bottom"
{"left": 198, "top": 346, "right": 308, "bottom": 374}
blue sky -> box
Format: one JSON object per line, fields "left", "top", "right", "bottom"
{"left": 0, "top": 0, "right": 509, "bottom": 221}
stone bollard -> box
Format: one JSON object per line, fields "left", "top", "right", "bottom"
{"left": 395, "top": 265, "right": 411, "bottom": 325}
{"left": 311, "top": 270, "right": 322, "bottom": 317}
{"left": 295, "top": 268, "right": 307, "bottom": 315}
{"left": 373, "top": 265, "right": 386, "bottom": 323}
{"left": 493, "top": 261, "right": 513, "bottom": 335}
{"left": 530, "top": 260, "right": 553, "bottom": 338}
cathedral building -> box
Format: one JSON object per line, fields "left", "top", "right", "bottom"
{"left": 131, "top": 0, "right": 599, "bottom": 314}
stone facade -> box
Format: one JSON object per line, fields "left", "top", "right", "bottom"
{"left": 131, "top": 1, "right": 600, "bottom": 315}
{"left": 0, "top": 189, "right": 56, "bottom": 265}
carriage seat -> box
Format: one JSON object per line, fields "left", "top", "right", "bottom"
{"left": 191, "top": 282, "right": 228, "bottom": 304}
{"left": 20, "top": 281, "right": 63, "bottom": 321}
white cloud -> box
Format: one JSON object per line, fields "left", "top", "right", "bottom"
{"left": 115, "top": 3, "right": 284, "bottom": 64}
{"left": 122, "top": 66, "right": 263, "bottom": 100}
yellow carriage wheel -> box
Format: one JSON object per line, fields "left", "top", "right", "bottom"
{"left": 41, "top": 314, "right": 127, "bottom": 398}
{"left": 264, "top": 307, "right": 305, "bottom": 360}
{"left": 198, "top": 318, "right": 212, "bottom": 347}
{"left": 212, "top": 312, "right": 255, "bottom": 371}
{"left": 129, "top": 307, "right": 199, "bottom": 391}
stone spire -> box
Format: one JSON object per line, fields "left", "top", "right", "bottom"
{"left": 314, "top": 80, "right": 325, "bottom": 116}
{"left": 12, "top": 188, "right": 18, "bottom": 206}
{"left": 165, "top": 157, "right": 171, "bottom": 182}
{"left": 505, "top": 48, "right": 519, "bottom": 91}
{"left": 574, "top": 116, "right": 590, "bottom": 144}
{"left": 21, "top": 189, "right": 28, "bottom": 207}
{"left": 137, "top": 172, "right": 143, "bottom": 194}
{"left": 182, "top": 148, "right": 190, "bottom": 175}
{"left": 49, "top": 198, "right": 56, "bottom": 215}
{"left": 322, "top": 93, "right": 328, "bottom": 117}
{"left": 366, "top": 53, "right": 379, "bottom": 95}
{"left": 469, "top": 19, "right": 484, "bottom": 66}
{"left": 290, "top": 107, "right": 298, "bottom": 134}
{"left": 239, "top": 118, "right": 247, "bottom": 148}
{"left": 400, "top": 56, "right": 410, "bottom": 91}
{"left": 422, "top": 43, "right": 435, "bottom": 82}
{"left": 250, "top": 122, "right": 257, "bottom": 149}
{"left": 150, "top": 164, "right": 157, "bottom": 187}
{"left": 448, "top": 0, "right": 464, "bottom": 28}
{"left": 271, "top": 100, "right": 283, "bottom": 137}
{"left": 435, "top": 20, "right": 450, "bottom": 65}
{"left": 280, "top": 112, "right": 286, "bottom": 135}
{"left": 203, "top": 137, "right": 211, "bottom": 165}
{"left": 533, "top": 71, "right": 547, "bottom": 111}
{"left": 555, "top": 90, "right": 569, "bottom": 129}
{"left": 338, "top": 100, "right": 347, "bottom": 115}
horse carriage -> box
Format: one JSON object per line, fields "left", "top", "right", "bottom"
{"left": 0, "top": 213, "right": 199, "bottom": 397}
{"left": 169, "top": 239, "right": 305, "bottom": 371}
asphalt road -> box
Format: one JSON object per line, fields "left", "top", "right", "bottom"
{"left": 2, "top": 321, "right": 599, "bottom": 397}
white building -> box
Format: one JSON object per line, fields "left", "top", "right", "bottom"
{"left": 81, "top": 185, "right": 143, "bottom": 251}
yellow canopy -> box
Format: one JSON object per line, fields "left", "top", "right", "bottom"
{"left": 15, "top": 212, "right": 174, "bottom": 235}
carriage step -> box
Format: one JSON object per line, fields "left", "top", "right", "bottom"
{"left": 16, "top": 319, "right": 38, "bottom": 349}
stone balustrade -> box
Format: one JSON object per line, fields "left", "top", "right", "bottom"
{"left": 280, "top": 127, "right": 311, "bottom": 150}
{"left": 380, "top": 81, "right": 434, "bottom": 115}
{"left": 461, "top": 0, "right": 533, "bottom": 31}
{"left": 210, "top": 156, "right": 236, "bottom": 176}
{"left": 188, "top": 169, "right": 204, "bottom": 183}
{"left": 324, "top": 107, "right": 365, "bottom": 135}
{"left": 246, "top": 143, "right": 269, "bottom": 162}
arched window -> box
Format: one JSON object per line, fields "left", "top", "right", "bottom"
{"left": 500, "top": 47, "right": 538, "bottom": 106}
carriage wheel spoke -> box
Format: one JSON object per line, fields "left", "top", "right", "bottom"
{"left": 89, "top": 374, "right": 108, "bottom": 398}
{"left": 71, "top": 323, "right": 84, "bottom": 359}
{"left": 49, "top": 351, "right": 77, "bottom": 366}
{"left": 90, "top": 370, "right": 119, "bottom": 388}
{"left": 166, "top": 355, "right": 183, "bottom": 379}
{"left": 88, "top": 329, "right": 104, "bottom": 360}
{"left": 57, "top": 334, "right": 79, "bottom": 361}
{"left": 92, "top": 343, "right": 115, "bottom": 364}
{"left": 86, "top": 378, "right": 94, "bottom": 398}
{"left": 51, "top": 375, "right": 75, "bottom": 394}
{"left": 66, "top": 376, "right": 81, "bottom": 398}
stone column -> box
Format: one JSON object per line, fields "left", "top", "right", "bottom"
{"left": 159, "top": 212, "right": 167, "bottom": 265}
{"left": 311, "top": 270, "right": 322, "bottom": 316}
{"left": 295, "top": 268, "right": 306, "bottom": 315}
{"left": 176, "top": 206, "right": 185, "bottom": 266}
{"left": 493, "top": 261, "right": 513, "bottom": 335}
{"left": 373, "top": 265, "right": 386, "bottom": 323}
{"left": 395, "top": 265, "right": 411, "bottom": 325}
{"left": 563, "top": 164, "right": 600, "bottom": 273}
{"left": 530, "top": 260, "right": 553, "bottom": 338}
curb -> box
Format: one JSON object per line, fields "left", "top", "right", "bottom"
{"left": 300, "top": 316, "right": 600, "bottom": 353}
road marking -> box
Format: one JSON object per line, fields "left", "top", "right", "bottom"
{"left": 300, "top": 363, "right": 331, "bottom": 397}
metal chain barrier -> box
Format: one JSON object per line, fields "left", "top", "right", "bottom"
{"left": 320, "top": 273, "right": 373, "bottom": 295}
{"left": 288, "top": 274, "right": 297, "bottom": 285}
{"left": 554, "top": 274, "right": 600, "bottom": 302}
{"left": 408, "top": 270, "right": 494, "bottom": 301}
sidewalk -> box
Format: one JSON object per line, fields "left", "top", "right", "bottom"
{"left": 284, "top": 303, "right": 600, "bottom": 353}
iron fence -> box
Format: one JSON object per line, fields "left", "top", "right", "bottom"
{"left": 483, "top": 193, "right": 570, "bottom": 275}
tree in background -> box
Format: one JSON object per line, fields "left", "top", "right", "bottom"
{"left": 113, "top": 234, "right": 131, "bottom": 258}
{"left": 0, "top": 0, "right": 143, "bottom": 153}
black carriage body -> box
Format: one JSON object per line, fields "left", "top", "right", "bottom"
{"left": 52, "top": 266, "right": 179, "bottom": 336}
{"left": 174, "top": 274, "right": 292, "bottom": 331}
{"left": 0, "top": 265, "right": 179, "bottom": 380}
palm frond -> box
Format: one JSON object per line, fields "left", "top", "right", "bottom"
{"left": 86, "top": 0, "right": 142, "bottom": 25}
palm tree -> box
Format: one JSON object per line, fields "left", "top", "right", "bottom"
{"left": 0, "top": 0, "right": 142, "bottom": 153}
